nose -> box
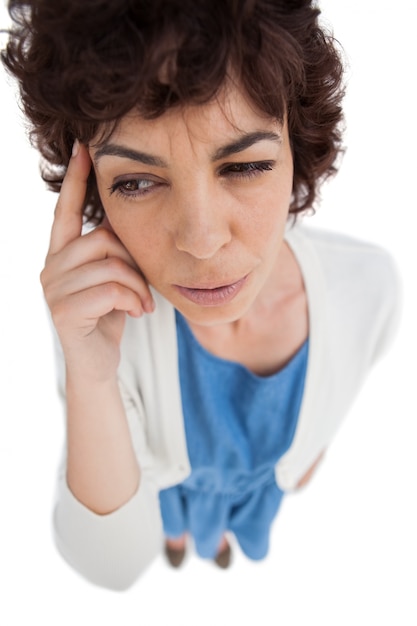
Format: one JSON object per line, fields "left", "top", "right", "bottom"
{"left": 172, "top": 188, "right": 232, "bottom": 259}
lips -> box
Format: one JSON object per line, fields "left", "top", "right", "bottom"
{"left": 174, "top": 275, "right": 248, "bottom": 306}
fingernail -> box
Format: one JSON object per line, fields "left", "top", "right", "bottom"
{"left": 72, "top": 139, "right": 80, "bottom": 158}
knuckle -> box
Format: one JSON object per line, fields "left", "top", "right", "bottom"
{"left": 39, "top": 267, "right": 47, "bottom": 288}
{"left": 103, "top": 281, "right": 122, "bottom": 299}
{"left": 39, "top": 264, "right": 53, "bottom": 292}
{"left": 50, "top": 299, "right": 68, "bottom": 327}
{"left": 105, "top": 256, "right": 126, "bottom": 274}
{"left": 93, "top": 227, "right": 114, "bottom": 246}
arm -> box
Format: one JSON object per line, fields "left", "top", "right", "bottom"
{"left": 65, "top": 373, "right": 140, "bottom": 515}
{"left": 53, "top": 352, "right": 163, "bottom": 590}
{"left": 41, "top": 142, "right": 161, "bottom": 588}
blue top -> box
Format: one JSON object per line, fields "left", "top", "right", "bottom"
{"left": 159, "top": 311, "right": 309, "bottom": 560}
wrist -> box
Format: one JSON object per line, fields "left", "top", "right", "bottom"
{"left": 65, "top": 363, "right": 119, "bottom": 390}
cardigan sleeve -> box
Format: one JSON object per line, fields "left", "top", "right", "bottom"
{"left": 53, "top": 467, "right": 163, "bottom": 591}
{"left": 51, "top": 336, "right": 164, "bottom": 591}
{"left": 368, "top": 248, "right": 402, "bottom": 366}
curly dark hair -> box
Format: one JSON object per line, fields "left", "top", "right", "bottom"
{"left": 2, "top": 0, "right": 345, "bottom": 223}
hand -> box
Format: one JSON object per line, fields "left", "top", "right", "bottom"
{"left": 296, "top": 451, "right": 325, "bottom": 489}
{"left": 40, "top": 141, "right": 154, "bottom": 380}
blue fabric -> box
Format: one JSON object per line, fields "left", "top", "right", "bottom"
{"left": 159, "top": 311, "right": 309, "bottom": 560}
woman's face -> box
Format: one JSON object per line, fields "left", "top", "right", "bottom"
{"left": 90, "top": 86, "right": 294, "bottom": 327}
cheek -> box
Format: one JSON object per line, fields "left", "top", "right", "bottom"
{"left": 108, "top": 213, "right": 163, "bottom": 274}
{"left": 100, "top": 209, "right": 132, "bottom": 246}
{"left": 95, "top": 177, "right": 133, "bottom": 237}
{"left": 98, "top": 203, "right": 141, "bottom": 256}
{"left": 246, "top": 184, "right": 291, "bottom": 237}
{"left": 100, "top": 213, "right": 115, "bottom": 232}
{"left": 248, "top": 201, "right": 291, "bottom": 258}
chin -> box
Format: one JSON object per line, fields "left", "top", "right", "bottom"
{"left": 173, "top": 296, "right": 253, "bottom": 327}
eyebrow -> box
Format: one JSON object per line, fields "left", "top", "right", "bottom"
{"left": 93, "top": 145, "right": 167, "bottom": 168}
{"left": 211, "top": 130, "right": 282, "bottom": 161}
{"left": 93, "top": 130, "right": 282, "bottom": 168}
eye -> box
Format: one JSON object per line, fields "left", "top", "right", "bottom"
{"left": 220, "top": 160, "right": 275, "bottom": 179}
{"left": 108, "top": 177, "right": 161, "bottom": 199}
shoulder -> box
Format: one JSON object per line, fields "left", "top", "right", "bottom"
{"left": 286, "top": 221, "right": 401, "bottom": 306}
{"left": 287, "top": 222, "right": 398, "bottom": 282}
{"left": 286, "top": 221, "right": 402, "bottom": 363}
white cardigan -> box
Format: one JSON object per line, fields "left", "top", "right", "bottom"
{"left": 53, "top": 224, "right": 401, "bottom": 590}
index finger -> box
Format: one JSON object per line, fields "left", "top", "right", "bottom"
{"left": 48, "top": 141, "right": 92, "bottom": 255}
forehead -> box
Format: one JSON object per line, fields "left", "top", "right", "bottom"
{"left": 93, "top": 84, "right": 282, "bottom": 151}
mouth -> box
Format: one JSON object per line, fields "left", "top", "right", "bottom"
{"left": 174, "top": 275, "right": 248, "bottom": 307}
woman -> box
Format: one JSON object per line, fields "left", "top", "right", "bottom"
{"left": 1, "top": 0, "right": 400, "bottom": 590}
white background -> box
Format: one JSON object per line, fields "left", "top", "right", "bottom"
{"left": 1, "top": 1, "right": 416, "bottom": 624}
